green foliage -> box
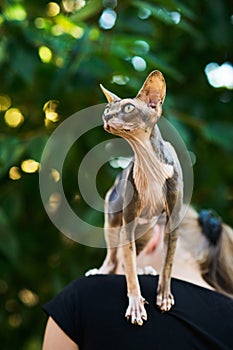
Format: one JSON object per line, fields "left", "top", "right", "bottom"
{"left": 0, "top": 0, "right": 232, "bottom": 348}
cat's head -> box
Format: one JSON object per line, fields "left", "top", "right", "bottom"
{"left": 101, "top": 70, "right": 166, "bottom": 137}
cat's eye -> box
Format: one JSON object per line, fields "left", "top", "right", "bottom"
{"left": 123, "top": 104, "right": 135, "bottom": 113}
{"left": 105, "top": 107, "right": 110, "bottom": 114}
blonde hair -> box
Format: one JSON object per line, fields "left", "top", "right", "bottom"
{"left": 179, "top": 206, "right": 233, "bottom": 298}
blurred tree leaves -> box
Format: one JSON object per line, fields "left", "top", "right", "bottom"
{"left": 202, "top": 122, "right": 233, "bottom": 153}
{"left": 0, "top": 207, "right": 19, "bottom": 264}
{"left": 0, "top": 137, "right": 25, "bottom": 178}
{"left": 0, "top": 0, "right": 232, "bottom": 349}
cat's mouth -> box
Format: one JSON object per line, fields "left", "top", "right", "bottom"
{"left": 104, "top": 124, "right": 133, "bottom": 134}
{"left": 104, "top": 120, "right": 134, "bottom": 134}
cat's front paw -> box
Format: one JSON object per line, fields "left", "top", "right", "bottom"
{"left": 156, "top": 285, "right": 175, "bottom": 312}
{"left": 125, "top": 295, "right": 148, "bottom": 326}
{"left": 137, "top": 265, "right": 157, "bottom": 275}
{"left": 85, "top": 261, "right": 116, "bottom": 276}
{"left": 85, "top": 268, "right": 100, "bottom": 276}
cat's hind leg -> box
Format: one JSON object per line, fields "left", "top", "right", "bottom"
{"left": 86, "top": 187, "right": 122, "bottom": 276}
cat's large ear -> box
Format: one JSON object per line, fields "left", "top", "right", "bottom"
{"left": 136, "top": 70, "right": 166, "bottom": 109}
{"left": 100, "top": 84, "right": 120, "bottom": 103}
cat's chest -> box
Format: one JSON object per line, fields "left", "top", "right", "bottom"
{"left": 132, "top": 156, "right": 172, "bottom": 215}
{"left": 131, "top": 168, "right": 165, "bottom": 219}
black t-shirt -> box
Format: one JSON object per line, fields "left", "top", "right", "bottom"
{"left": 43, "top": 275, "right": 233, "bottom": 350}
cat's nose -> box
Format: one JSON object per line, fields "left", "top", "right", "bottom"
{"left": 104, "top": 114, "right": 114, "bottom": 122}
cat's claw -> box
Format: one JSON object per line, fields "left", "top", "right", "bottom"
{"left": 156, "top": 291, "right": 175, "bottom": 312}
{"left": 125, "top": 295, "right": 148, "bottom": 326}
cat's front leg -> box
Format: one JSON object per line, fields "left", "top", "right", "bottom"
{"left": 85, "top": 218, "right": 121, "bottom": 276}
{"left": 125, "top": 295, "right": 148, "bottom": 325}
{"left": 121, "top": 233, "right": 148, "bottom": 326}
{"left": 85, "top": 247, "right": 117, "bottom": 276}
{"left": 156, "top": 227, "right": 178, "bottom": 311}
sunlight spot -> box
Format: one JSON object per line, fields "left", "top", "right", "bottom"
{"left": 138, "top": 7, "right": 151, "bottom": 20}
{"left": 70, "top": 26, "right": 84, "bottom": 38}
{"left": 45, "top": 111, "right": 59, "bottom": 121}
{"left": 62, "top": 0, "right": 86, "bottom": 13}
{"left": 50, "top": 168, "right": 61, "bottom": 183}
{"left": 99, "top": 9, "right": 117, "bottom": 30}
{"left": 55, "top": 57, "right": 64, "bottom": 67}
{"left": 51, "top": 24, "right": 63, "bottom": 36}
{"left": 34, "top": 17, "right": 46, "bottom": 29}
{"left": 9, "top": 167, "right": 21, "bottom": 181}
{"left": 110, "top": 157, "right": 132, "bottom": 169}
{"left": 131, "top": 56, "right": 147, "bottom": 71}
{"left": 46, "top": 2, "right": 60, "bottom": 17}
{"left": 8, "top": 314, "right": 22, "bottom": 328}
{"left": 0, "top": 94, "right": 11, "bottom": 112}
{"left": 134, "top": 40, "right": 150, "bottom": 54}
{"left": 43, "top": 100, "right": 59, "bottom": 122}
{"left": 112, "top": 75, "right": 129, "bottom": 85}
{"left": 48, "top": 193, "right": 62, "bottom": 213}
{"left": 170, "top": 11, "right": 181, "bottom": 24}
{"left": 53, "top": 16, "right": 84, "bottom": 38}
{"left": 4, "top": 108, "right": 24, "bottom": 128}
{"left": 38, "top": 46, "right": 53, "bottom": 63}
{"left": 18, "top": 289, "right": 39, "bottom": 307}
{"left": 5, "top": 4, "right": 26, "bottom": 21}
{"left": 21, "top": 159, "right": 40, "bottom": 173}
{"left": 205, "top": 62, "right": 233, "bottom": 89}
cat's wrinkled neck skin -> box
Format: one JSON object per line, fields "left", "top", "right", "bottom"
{"left": 124, "top": 124, "right": 174, "bottom": 211}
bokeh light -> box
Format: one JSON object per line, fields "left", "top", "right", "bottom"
{"left": 111, "top": 75, "right": 129, "bottom": 85}
{"left": 170, "top": 11, "right": 181, "bottom": 24}
{"left": 48, "top": 192, "right": 62, "bottom": 213}
{"left": 4, "top": 108, "right": 24, "bottom": 128}
{"left": 51, "top": 25, "right": 64, "bottom": 36}
{"left": 62, "top": 0, "right": 86, "bottom": 13}
{"left": 46, "top": 2, "right": 60, "bottom": 17}
{"left": 21, "top": 159, "right": 40, "bottom": 173}
{"left": 9, "top": 167, "right": 22, "bottom": 181}
{"left": 38, "top": 46, "right": 53, "bottom": 63}
{"left": 138, "top": 7, "right": 151, "bottom": 20}
{"left": 34, "top": 17, "right": 46, "bottom": 29}
{"left": 205, "top": 62, "right": 233, "bottom": 89}
{"left": 4, "top": 4, "right": 26, "bottom": 21}
{"left": 131, "top": 56, "right": 147, "bottom": 71}
{"left": 8, "top": 314, "right": 22, "bottom": 328}
{"left": 134, "top": 40, "right": 150, "bottom": 54}
{"left": 109, "top": 157, "right": 132, "bottom": 169}
{"left": 50, "top": 168, "right": 61, "bottom": 183}
{"left": 43, "top": 100, "right": 59, "bottom": 123}
{"left": 99, "top": 9, "right": 117, "bottom": 29}
{"left": 18, "top": 289, "right": 39, "bottom": 307}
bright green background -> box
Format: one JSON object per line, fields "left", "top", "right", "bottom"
{"left": 0, "top": 0, "right": 232, "bottom": 348}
